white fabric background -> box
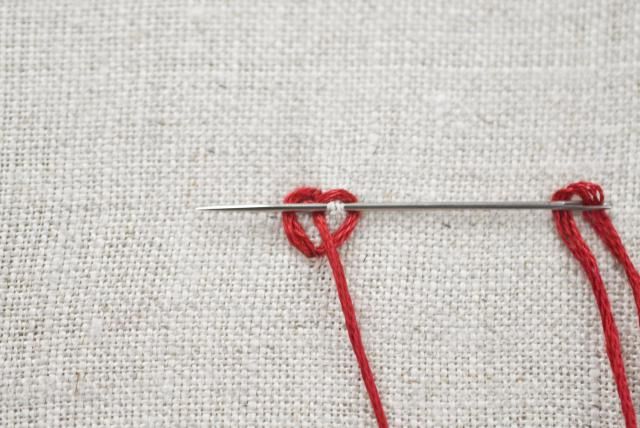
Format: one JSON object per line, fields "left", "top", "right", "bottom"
{"left": 2, "top": 1, "right": 639, "bottom": 426}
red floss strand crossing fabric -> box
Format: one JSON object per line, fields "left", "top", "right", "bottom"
{"left": 282, "top": 187, "right": 388, "bottom": 428}
{"left": 552, "top": 181, "right": 640, "bottom": 428}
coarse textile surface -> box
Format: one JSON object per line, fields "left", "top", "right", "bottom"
{"left": 1, "top": 1, "right": 639, "bottom": 426}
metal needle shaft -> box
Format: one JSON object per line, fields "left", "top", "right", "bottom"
{"left": 196, "top": 201, "right": 609, "bottom": 212}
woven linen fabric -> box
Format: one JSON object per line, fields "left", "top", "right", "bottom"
{"left": 2, "top": 1, "right": 640, "bottom": 426}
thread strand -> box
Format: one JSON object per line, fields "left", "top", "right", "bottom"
{"left": 552, "top": 181, "right": 639, "bottom": 428}
{"left": 282, "top": 187, "right": 388, "bottom": 428}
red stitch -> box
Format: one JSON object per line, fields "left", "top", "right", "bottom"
{"left": 282, "top": 187, "right": 388, "bottom": 428}
{"left": 552, "top": 181, "right": 639, "bottom": 428}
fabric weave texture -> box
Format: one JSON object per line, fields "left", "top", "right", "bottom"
{"left": 2, "top": 1, "right": 640, "bottom": 426}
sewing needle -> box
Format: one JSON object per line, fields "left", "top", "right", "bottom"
{"left": 196, "top": 201, "right": 609, "bottom": 212}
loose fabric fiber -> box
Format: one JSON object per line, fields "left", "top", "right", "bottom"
{"left": 1, "top": 1, "right": 639, "bottom": 426}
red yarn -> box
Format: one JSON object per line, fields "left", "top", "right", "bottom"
{"left": 552, "top": 181, "right": 640, "bottom": 428}
{"left": 282, "top": 187, "right": 388, "bottom": 428}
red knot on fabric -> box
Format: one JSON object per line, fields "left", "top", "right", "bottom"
{"left": 552, "top": 181, "right": 639, "bottom": 428}
{"left": 282, "top": 187, "right": 388, "bottom": 428}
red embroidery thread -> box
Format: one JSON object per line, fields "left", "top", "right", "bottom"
{"left": 552, "top": 181, "right": 639, "bottom": 428}
{"left": 282, "top": 183, "right": 638, "bottom": 426}
{"left": 282, "top": 187, "right": 388, "bottom": 428}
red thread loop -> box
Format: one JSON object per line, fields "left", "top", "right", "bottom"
{"left": 283, "top": 187, "right": 388, "bottom": 428}
{"left": 552, "top": 181, "right": 640, "bottom": 428}
{"left": 282, "top": 187, "right": 360, "bottom": 257}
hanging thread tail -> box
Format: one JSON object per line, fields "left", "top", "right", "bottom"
{"left": 313, "top": 213, "right": 388, "bottom": 428}
{"left": 582, "top": 212, "right": 640, "bottom": 327}
{"left": 552, "top": 181, "right": 639, "bottom": 428}
{"left": 282, "top": 187, "right": 388, "bottom": 428}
